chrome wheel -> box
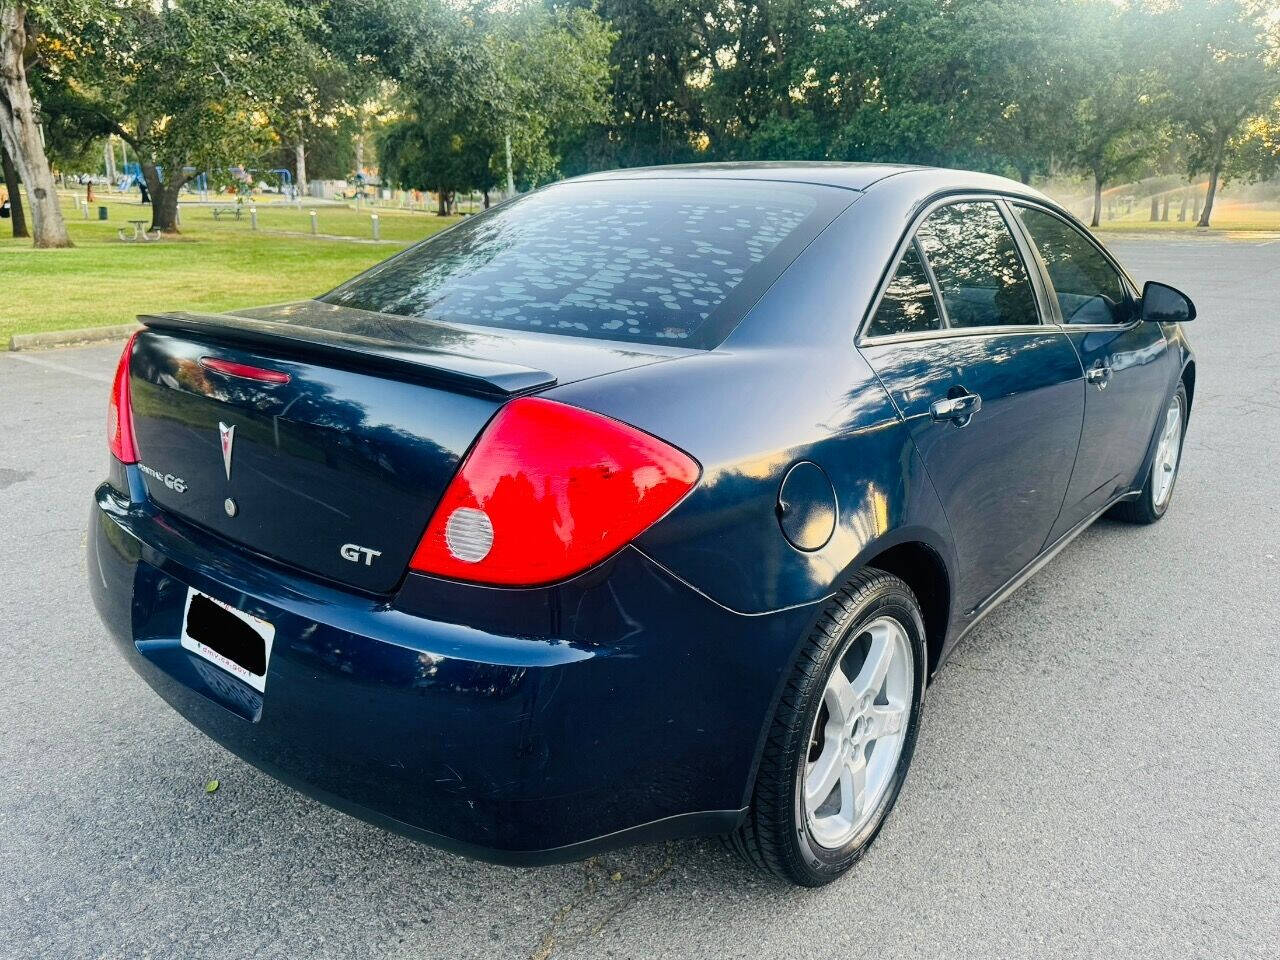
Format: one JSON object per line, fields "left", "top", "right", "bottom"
{"left": 802, "top": 616, "right": 912, "bottom": 850}
{"left": 1151, "top": 394, "right": 1184, "bottom": 509}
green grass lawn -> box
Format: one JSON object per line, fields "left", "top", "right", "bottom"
{"left": 1091, "top": 203, "right": 1280, "bottom": 234}
{"left": 2, "top": 195, "right": 460, "bottom": 342}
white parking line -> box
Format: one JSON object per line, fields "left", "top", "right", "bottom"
{"left": 1, "top": 351, "right": 113, "bottom": 383}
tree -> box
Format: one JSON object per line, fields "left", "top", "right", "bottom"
{"left": 558, "top": 0, "right": 713, "bottom": 172}
{"left": 0, "top": 2, "right": 71, "bottom": 247}
{"left": 1063, "top": 4, "right": 1166, "bottom": 227}
{"left": 381, "top": 2, "right": 612, "bottom": 203}
{"left": 1164, "top": 0, "right": 1280, "bottom": 226}
{"left": 264, "top": 1, "right": 380, "bottom": 196}
{"left": 689, "top": 0, "right": 1080, "bottom": 173}
{"left": 964, "top": 0, "right": 1086, "bottom": 184}
{"left": 1225, "top": 104, "right": 1280, "bottom": 185}
{"left": 1, "top": 139, "right": 28, "bottom": 236}
{"left": 490, "top": 3, "right": 613, "bottom": 185}
{"left": 54, "top": 0, "right": 316, "bottom": 232}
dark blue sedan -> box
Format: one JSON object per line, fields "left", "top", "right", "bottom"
{"left": 89, "top": 163, "right": 1195, "bottom": 886}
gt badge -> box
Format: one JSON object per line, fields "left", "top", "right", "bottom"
{"left": 340, "top": 543, "right": 382, "bottom": 566}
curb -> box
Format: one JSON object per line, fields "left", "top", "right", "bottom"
{"left": 8, "top": 323, "right": 141, "bottom": 351}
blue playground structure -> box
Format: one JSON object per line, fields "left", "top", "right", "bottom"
{"left": 114, "top": 165, "right": 288, "bottom": 196}
{"left": 115, "top": 161, "right": 143, "bottom": 192}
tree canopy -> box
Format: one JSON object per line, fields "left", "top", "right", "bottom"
{"left": 378, "top": 2, "right": 612, "bottom": 206}
{"left": 37, "top": 0, "right": 319, "bottom": 229}
{"left": 4, "top": 0, "right": 1279, "bottom": 247}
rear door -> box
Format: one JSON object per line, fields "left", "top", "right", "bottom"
{"left": 1009, "top": 203, "right": 1172, "bottom": 541}
{"left": 858, "top": 198, "right": 1085, "bottom": 616}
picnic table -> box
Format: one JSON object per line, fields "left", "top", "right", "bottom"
{"left": 211, "top": 206, "right": 243, "bottom": 221}
{"left": 118, "top": 219, "right": 160, "bottom": 242}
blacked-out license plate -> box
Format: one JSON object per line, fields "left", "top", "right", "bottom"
{"left": 179, "top": 588, "right": 275, "bottom": 693}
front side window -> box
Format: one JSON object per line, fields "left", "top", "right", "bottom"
{"left": 915, "top": 202, "right": 1040, "bottom": 329}
{"left": 866, "top": 242, "right": 942, "bottom": 338}
{"left": 1015, "top": 206, "right": 1130, "bottom": 324}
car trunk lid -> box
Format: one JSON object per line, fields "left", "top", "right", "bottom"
{"left": 127, "top": 303, "right": 682, "bottom": 593}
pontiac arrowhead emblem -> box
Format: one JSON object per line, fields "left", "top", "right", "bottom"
{"left": 219, "top": 422, "right": 235, "bottom": 481}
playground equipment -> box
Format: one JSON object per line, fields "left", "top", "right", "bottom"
{"left": 116, "top": 161, "right": 142, "bottom": 192}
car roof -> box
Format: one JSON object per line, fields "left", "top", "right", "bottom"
{"left": 564, "top": 161, "right": 924, "bottom": 192}
{"left": 565, "top": 163, "right": 1044, "bottom": 199}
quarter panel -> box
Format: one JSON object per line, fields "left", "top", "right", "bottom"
{"left": 548, "top": 342, "right": 955, "bottom": 615}
{"left": 546, "top": 187, "right": 960, "bottom": 616}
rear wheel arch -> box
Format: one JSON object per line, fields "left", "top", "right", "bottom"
{"left": 863, "top": 541, "right": 951, "bottom": 677}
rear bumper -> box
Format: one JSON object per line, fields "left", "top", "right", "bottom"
{"left": 88, "top": 477, "right": 819, "bottom": 863}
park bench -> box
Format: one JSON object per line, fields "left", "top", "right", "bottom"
{"left": 211, "top": 206, "right": 243, "bottom": 221}
{"left": 118, "top": 219, "right": 160, "bottom": 242}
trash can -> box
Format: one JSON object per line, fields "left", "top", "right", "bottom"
{"left": 98, "top": 206, "right": 109, "bottom": 220}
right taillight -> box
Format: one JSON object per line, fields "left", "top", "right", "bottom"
{"left": 410, "top": 397, "right": 700, "bottom": 586}
{"left": 107, "top": 332, "right": 140, "bottom": 464}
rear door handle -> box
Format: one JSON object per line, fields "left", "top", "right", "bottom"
{"left": 1086, "top": 361, "right": 1112, "bottom": 389}
{"left": 930, "top": 390, "right": 982, "bottom": 425}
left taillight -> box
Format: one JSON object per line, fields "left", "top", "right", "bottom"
{"left": 107, "top": 332, "right": 140, "bottom": 463}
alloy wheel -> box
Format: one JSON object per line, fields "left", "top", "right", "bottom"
{"left": 802, "top": 616, "right": 913, "bottom": 850}
{"left": 1152, "top": 394, "right": 1184, "bottom": 509}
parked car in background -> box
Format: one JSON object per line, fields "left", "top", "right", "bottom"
{"left": 89, "top": 163, "right": 1195, "bottom": 886}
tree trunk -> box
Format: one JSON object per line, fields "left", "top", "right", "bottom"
{"left": 1198, "top": 160, "right": 1221, "bottom": 228}
{"left": 1090, "top": 173, "right": 1103, "bottom": 228}
{"left": 483, "top": 189, "right": 490, "bottom": 209}
{"left": 0, "top": 4, "right": 72, "bottom": 248}
{"left": 140, "top": 162, "right": 186, "bottom": 233}
{"left": 1, "top": 139, "right": 28, "bottom": 238}
{"left": 294, "top": 126, "right": 307, "bottom": 198}
{"left": 1016, "top": 162, "right": 1033, "bottom": 186}
{"left": 436, "top": 188, "right": 448, "bottom": 216}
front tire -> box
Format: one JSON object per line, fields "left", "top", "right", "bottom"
{"left": 1109, "top": 382, "right": 1188, "bottom": 525}
{"left": 731, "top": 569, "right": 926, "bottom": 886}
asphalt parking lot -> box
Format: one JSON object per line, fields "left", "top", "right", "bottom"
{"left": 2, "top": 233, "right": 1278, "bottom": 959}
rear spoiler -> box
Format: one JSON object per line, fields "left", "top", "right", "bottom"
{"left": 139, "top": 311, "right": 557, "bottom": 398}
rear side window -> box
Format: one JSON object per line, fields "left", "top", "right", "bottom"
{"left": 324, "top": 179, "right": 833, "bottom": 348}
{"left": 866, "top": 243, "right": 941, "bottom": 338}
{"left": 915, "top": 201, "right": 1040, "bottom": 329}
{"left": 1015, "top": 206, "right": 1130, "bottom": 324}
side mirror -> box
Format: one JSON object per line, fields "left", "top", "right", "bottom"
{"left": 1141, "top": 281, "right": 1196, "bottom": 323}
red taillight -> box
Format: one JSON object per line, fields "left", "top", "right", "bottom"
{"left": 107, "top": 332, "right": 140, "bottom": 463}
{"left": 199, "top": 356, "right": 291, "bottom": 384}
{"left": 410, "top": 397, "right": 700, "bottom": 586}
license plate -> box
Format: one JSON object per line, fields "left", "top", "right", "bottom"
{"left": 180, "top": 588, "right": 275, "bottom": 692}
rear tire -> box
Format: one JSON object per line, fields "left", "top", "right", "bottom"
{"left": 1109, "top": 382, "right": 1187, "bottom": 525}
{"left": 730, "top": 568, "right": 926, "bottom": 886}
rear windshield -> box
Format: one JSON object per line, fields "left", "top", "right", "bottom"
{"left": 323, "top": 179, "right": 838, "bottom": 348}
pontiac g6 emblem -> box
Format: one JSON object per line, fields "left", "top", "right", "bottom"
{"left": 219, "top": 422, "right": 235, "bottom": 481}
